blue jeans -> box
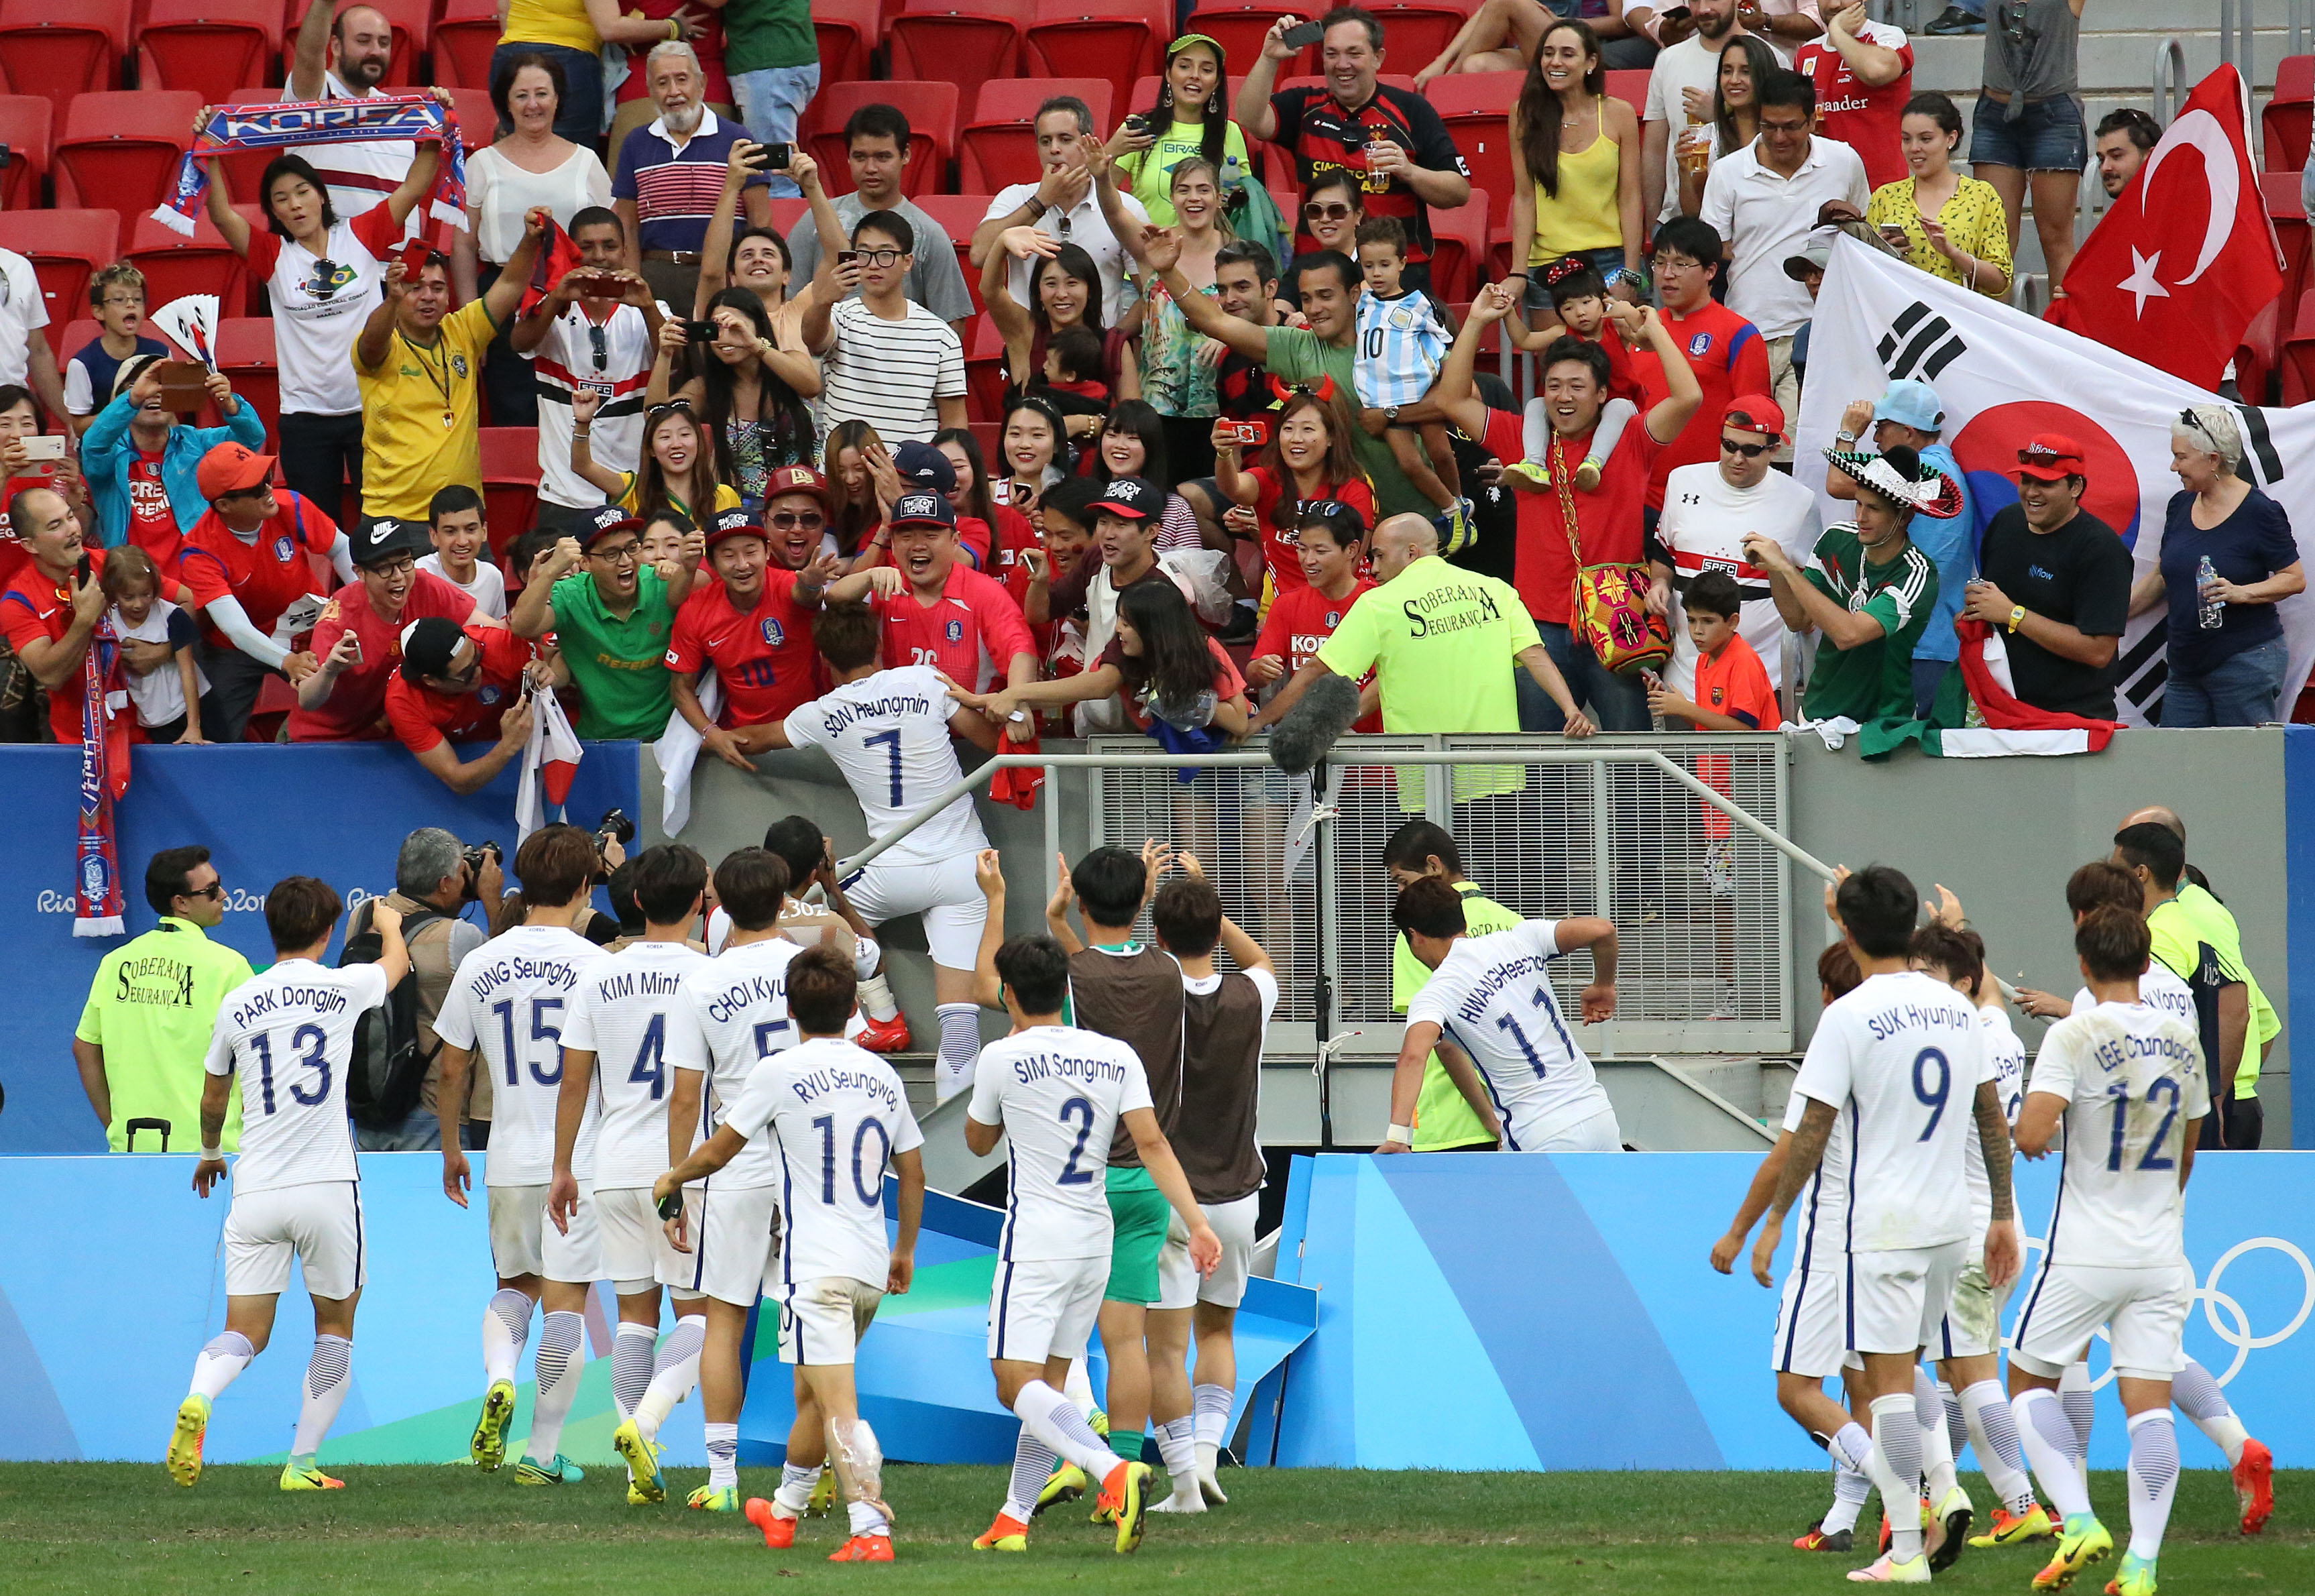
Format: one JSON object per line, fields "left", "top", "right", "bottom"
{"left": 490, "top": 42, "right": 605, "bottom": 145}
{"left": 355, "top": 1108, "right": 457, "bottom": 1151}
{"left": 2160, "top": 636, "right": 2290, "bottom": 727}
{"left": 1518, "top": 621, "right": 1652, "bottom": 732}
{"left": 732, "top": 64, "right": 822, "bottom": 198}
{"left": 1968, "top": 91, "right": 2088, "bottom": 174}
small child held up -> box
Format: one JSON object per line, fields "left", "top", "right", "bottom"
{"left": 1502, "top": 260, "right": 1641, "bottom": 494}
{"left": 1039, "top": 325, "right": 1114, "bottom": 420}
{"left": 1348, "top": 216, "right": 1471, "bottom": 552}
{"left": 101, "top": 544, "right": 209, "bottom": 744}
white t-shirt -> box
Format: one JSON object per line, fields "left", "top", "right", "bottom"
{"left": 205, "top": 960, "right": 388, "bottom": 1194}
{"left": 416, "top": 553, "right": 508, "bottom": 619}
{"left": 1699, "top": 137, "right": 1872, "bottom": 339}
{"left": 782, "top": 665, "right": 989, "bottom": 867}
{"left": 982, "top": 184, "right": 1148, "bottom": 324}
{"left": 1964, "top": 1004, "right": 2027, "bottom": 1243}
{"left": 528, "top": 302, "right": 652, "bottom": 509}
{"left": 247, "top": 209, "right": 402, "bottom": 416}
{"left": 969, "top": 1025, "right": 1153, "bottom": 1261}
{"left": 0, "top": 249, "right": 49, "bottom": 386}
{"left": 559, "top": 939, "right": 712, "bottom": 1190}
{"left": 1790, "top": 969, "right": 1990, "bottom": 1252}
{"left": 818, "top": 296, "right": 966, "bottom": 447}
{"left": 113, "top": 599, "right": 208, "bottom": 728}
{"left": 2071, "top": 959, "right": 2196, "bottom": 1035}
{"left": 674, "top": 936, "right": 807, "bottom": 1190}
{"left": 726, "top": 1035, "right": 925, "bottom": 1294}
{"left": 1404, "top": 921, "right": 1612, "bottom": 1151}
{"left": 1654, "top": 461, "right": 1821, "bottom": 698}
{"left": 1642, "top": 34, "right": 1730, "bottom": 223}
{"left": 435, "top": 924, "right": 605, "bottom": 1185}
{"left": 2029, "top": 1001, "right": 2209, "bottom": 1269}
{"left": 287, "top": 72, "right": 418, "bottom": 239}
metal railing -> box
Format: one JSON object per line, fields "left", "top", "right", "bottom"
{"left": 2220, "top": 0, "right": 2255, "bottom": 77}
{"left": 2155, "top": 35, "right": 2191, "bottom": 125}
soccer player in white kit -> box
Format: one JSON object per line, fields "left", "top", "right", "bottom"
{"left": 965, "top": 933, "right": 1220, "bottom": 1557}
{"left": 2007, "top": 905, "right": 2210, "bottom": 1596}
{"left": 1379, "top": 876, "right": 1622, "bottom": 1154}
{"left": 1754, "top": 866, "right": 2020, "bottom": 1585}
{"left": 655, "top": 945, "right": 927, "bottom": 1563}
{"left": 547, "top": 843, "right": 714, "bottom": 1505}
{"left": 435, "top": 825, "right": 608, "bottom": 1485}
{"left": 738, "top": 599, "right": 1002, "bottom": 1098}
{"left": 665, "top": 845, "right": 885, "bottom": 1512}
{"left": 166, "top": 878, "right": 405, "bottom": 1491}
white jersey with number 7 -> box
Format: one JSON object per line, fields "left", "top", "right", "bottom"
{"left": 781, "top": 664, "right": 988, "bottom": 867}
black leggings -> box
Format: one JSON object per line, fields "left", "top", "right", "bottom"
{"left": 277, "top": 410, "right": 363, "bottom": 521}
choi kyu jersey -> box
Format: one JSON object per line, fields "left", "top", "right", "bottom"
{"left": 1790, "top": 970, "right": 1990, "bottom": 1252}
{"left": 782, "top": 665, "right": 988, "bottom": 866}
{"left": 1965, "top": 1004, "right": 2029, "bottom": 1244}
{"left": 675, "top": 937, "right": 809, "bottom": 1189}
{"left": 1404, "top": 921, "right": 1612, "bottom": 1150}
{"left": 2029, "top": 1001, "right": 2209, "bottom": 1269}
{"left": 436, "top": 925, "right": 604, "bottom": 1186}
{"left": 726, "top": 1036, "right": 924, "bottom": 1293}
{"left": 970, "top": 1026, "right": 1153, "bottom": 1261}
{"left": 205, "top": 960, "right": 388, "bottom": 1195}
{"left": 559, "top": 940, "right": 713, "bottom": 1190}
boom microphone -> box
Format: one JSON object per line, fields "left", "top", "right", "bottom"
{"left": 1269, "top": 672, "right": 1363, "bottom": 775}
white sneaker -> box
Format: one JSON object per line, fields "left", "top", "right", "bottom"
{"left": 1846, "top": 1552, "right": 1931, "bottom": 1583}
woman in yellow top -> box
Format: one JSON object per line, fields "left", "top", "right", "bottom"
{"left": 493, "top": 0, "right": 702, "bottom": 144}
{"left": 1865, "top": 91, "right": 2013, "bottom": 298}
{"left": 569, "top": 394, "right": 742, "bottom": 522}
{"left": 1510, "top": 20, "right": 1642, "bottom": 315}
{"left": 1113, "top": 33, "right": 1255, "bottom": 229}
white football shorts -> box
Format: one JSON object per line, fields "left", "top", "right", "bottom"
{"left": 1510, "top": 1101, "right": 1622, "bottom": 1153}
{"left": 2011, "top": 1261, "right": 2192, "bottom": 1381}
{"left": 1156, "top": 1192, "right": 1261, "bottom": 1311}
{"left": 1936, "top": 1254, "right": 2015, "bottom": 1362}
{"left": 595, "top": 1185, "right": 697, "bottom": 1297}
{"left": 488, "top": 1182, "right": 603, "bottom": 1284}
{"left": 1772, "top": 1266, "right": 1847, "bottom": 1378}
{"left": 1848, "top": 1239, "right": 1966, "bottom": 1356}
{"left": 673, "top": 1180, "right": 779, "bottom": 1307}
{"left": 989, "top": 1254, "right": 1107, "bottom": 1364}
{"left": 224, "top": 1180, "right": 367, "bottom": 1301}
{"left": 779, "top": 1275, "right": 885, "bottom": 1365}
{"left": 842, "top": 854, "right": 989, "bottom": 971}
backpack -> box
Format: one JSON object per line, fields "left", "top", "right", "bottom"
{"left": 341, "top": 899, "right": 449, "bottom": 1130}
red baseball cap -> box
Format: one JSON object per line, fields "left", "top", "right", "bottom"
{"left": 2015, "top": 434, "right": 2086, "bottom": 483}
{"left": 763, "top": 463, "right": 834, "bottom": 514}
{"left": 1722, "top": 395, "right": 1787, "bottom": 443}
{"left": 196, "top": 441, "right": 275, "bottom": 500}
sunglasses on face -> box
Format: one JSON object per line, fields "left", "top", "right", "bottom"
{"left": 769, "top": 510, "right": 826, "bottom": 531}
{"left": 1720, "top": 437, "right": 1772, "bottom": 458}
{"left": 1304, "top": 201, "right": 1353, "bottom": 222}
{"left": 184, "top": 880, "right": 225, "bottom": 900}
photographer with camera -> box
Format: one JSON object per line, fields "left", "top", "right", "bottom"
{"left": 490, "top": 809, "right": 634, "bottom": 944}
{"left": 347, "top": 828, "right": 506, "bottom": 1151}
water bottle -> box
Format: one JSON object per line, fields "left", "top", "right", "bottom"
{"left": 2197, "top": 555, "right": 2224, "bottom": 631}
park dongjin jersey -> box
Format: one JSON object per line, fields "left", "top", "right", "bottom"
{"left": 970, "top": 1026, "right": 1153, "bottom": 1261}
{"left": 435, "top": 925, "right": 604, "bottom": 1186}
{"left": 782, "top": 664, "right": 989, "bottom": 866}
{"left": 726, "top": 1036, "right": 925, "bottom": 1293}
{"left": 677, "top": 937, "right": 807, "bottom": 1190}
{"left": 1404, "top": 921, "right": 1609, "bottom": 1150}
{"left": 2029, "top": 1002, "right": 2209, "bottom": 1269}
{"left": 1965, "top": 1004, "right": 2028, "bottom": 1242}
{"left": 205, "top": 961, "right": 388, "bottom": 1194}
{"left": 560, "top": 941, "right": 712, "bottom": 1190}
{"left": 1789, "top": 970, "right": 1990, "bottom": 1252}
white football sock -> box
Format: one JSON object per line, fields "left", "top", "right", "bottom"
{"left": 2125, "top": 1409, "right": 2179, "bottom": 1560}
{"left": 612, "top": 1322, "right": 656, "bottom": 1422}
{"left": 705, "top": 1421, "right": 740, "bottom": 1490}
{"left": 634, "top": 1314, "right": 704, "bottom": 1441}
{"left": 1003, "top": 1429, "right": 1058, "bottom": 1524}
{"left": 483, "top": 1289, "right": 532, "bottom": 1384}
{"left": 1151, "top": 1416, "right": 1202, "bottom": 1511}
{"left": 858, "top": 972, "right": 899, "bottom": 1023}
{"left": 290, "top": 1334, "right": 351, "bottom": 1461}
{"left": 934, "top": 1003, "right": 979, "bottom": 1103}
{"left": 526, "top": 1310, "right": 584, "bottom": 1463}
{"left": 1915, "top": 1366, "right": 1960, "bottom": 1501}
{"left": 1960, "top": 1379, "right": 2037, "bottom": 1515}
{"left": 189, "top": 1330, "right": 253, "bottom": 1401}
{"left": 847, "top": 1497, "right": 890, "bottom": 1536}
{"left": 2169, "top": 1357, "right": 2249, "bottom": 1467}
{"left": 1822, "top": 1420, "right": 1873, "bottom": 1533}
{"left": 1192, "top": 1381, "right": 1232, "bottom": 1479}
{"left": 1013, "top": 1378, "right": 1121, "bottom": 1481}
{"left": 772, "top": 1460, "right": 818, "bottom": 1516}
{"left": 1064, "top": 1359, "right": 1100, "bottom": 1419}
{"left": 2015, "top": 1387, "right": 2092, "bottom": 1521}
{"left": 2059, "top": 1361, "right": 2096, "bottom": 1493}
{"left": 1865, "top": 1393, "right": 1926, "bottom": 1562}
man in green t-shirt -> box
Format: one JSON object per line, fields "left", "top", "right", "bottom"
{"left": 509, "top": 504, "right": 701, "bottom": 740}
{"left": 724, "top": 0, "right": 820, "bottom": 201}
{"left": 1746, "top": 447, "right": 1952, "bottom": 726}
{"left": 1381, "top": 821, "right": 1516, "bottom": 1151}
{"left": 73, "top": 846, "right": 253, "bottom": 1152}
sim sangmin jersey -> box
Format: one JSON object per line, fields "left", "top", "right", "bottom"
{"left": 435, "top": 925, "right": 606, "bottom": 1186}
{"left": 782, "top": 665, "right": 989, "bottom": 867}
{"left": 2028, "top": 1002, "right": 2210, "bottom": 1269}
{"left": 205, "top": 961, "right": 388, "bottom": 1196}
{"left": 1351, "top": 288, "right": 1451, "bottom": 410}
{"left": 725, "top": 1035, "right": 925, "bottom": 1294}
{"left": 1965, "top": 1004, "right": 2029, "bottom": 1245}
{"left": 1789, "top": 970, "right": 1992, "bottom": 1253}
{"left": 675, "top": 937, "right": 809, "bottom": 1190}
{"left": 871, "top": 565, "right": 1036, "bottom": 694}
{"left": 970, "top": 1025, "right": 1154, "bottom": 1262}
{"left": 559, "top": 941, "right": 713, "bottom": 1190}
{"left": 1404, "top": 921, "right": 1612, "bottom": 1151}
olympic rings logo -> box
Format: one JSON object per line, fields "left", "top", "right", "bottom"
{"left": 2006, "top": 1231, "right": 2315, "bottom": 1389}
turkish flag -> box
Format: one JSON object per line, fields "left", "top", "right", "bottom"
{"left": 2060, "top": 65, "right": 2282, "bottom": 389}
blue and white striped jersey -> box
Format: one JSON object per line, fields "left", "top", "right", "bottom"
{"left": 1351, "top": 288, "right": 1451, "bottom": 410}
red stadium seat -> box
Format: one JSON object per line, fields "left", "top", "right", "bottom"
{"left": 0, "top": 94, "right": 50, "bottom": 210}
{"left": 124, "top": 212, "right": 249, "bottom": 322}
{"left": 1024, "top": 0, "right": 1160, "bottom": 117}
{"left": 446, "top": 85, "right": 495, "bottom": 152}
{"left": 1426, "top": 186, "right": 1485, "bottom": 304}
{"left": 0, "top": 0, "right": 133, "bottom": 125}
{"left": 479, "top": 426, "right": 541, "bottom": 551}
{"left": 1359, "top": 2, "right": 1467, "bottom": 67}
{"left": 2279, "top": 290, "right": 2315, "bottom": 406}
{"left": 764, "top": 196, "right": 806, "bottom": 237}
{"left": 286, "top": 0, "right": 425, "bottom": 87}
{"left": 1184, "top": 5, "right": 1302, "bottom": 81}
{"left": 431, "top": 0, "right": 500, "bottom": 90}
{"left": 914, "top": 191, "right": 996, "bottom": 313}
{"left": 136, "top": 0, "right": 282, "bottom": 105}
{"left": 55, "top": 91, "right": 205, "bottom": 213}
{"left": 964, "top": 310, "right": 1004, "bottom": 422}
{"left": 1425, "top": 71, "right": 1520, "bottom": 237}
{"left": 2263, "top": 170, "right": 2310, "bottom": 325}
{"left": 2265, "top": 54, "right": 2313, "bottom": 173}
{"left": 960, "top": 78, "right": 1112, "bottom": 194}
{"left": 806, "top": 80, "right": 957, "bottom": 201}
{"left": 0, "top": 209, "right": 120, "bottom": 358}
{"left": 813, "top": 0, "right": 883, "bottom": 94}
{"left": 216, "top": 315, "right": 275, "bottom": 431}
{"left": 887, "top": 0, "right": 1034, "bottom": 108}
{"left": 1605, "top": 68, "right": 1648, "bottom": 117}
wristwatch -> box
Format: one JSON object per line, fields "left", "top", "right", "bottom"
{"left": 2007, "top": 605, "right": 2027, "bottom": 633}
{"left": 1834, "top": 429, "right": 1858, "bottom": 443}
{"left": 1385, "top": 404, "right": 1401, "bottom": 422}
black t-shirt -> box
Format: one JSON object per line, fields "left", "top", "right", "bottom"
{"left": 1976, "top": 504, "right": 2133, "bottom": 718}
{"left": 1269, "top": 82, "right": 1468, "bottom": 264}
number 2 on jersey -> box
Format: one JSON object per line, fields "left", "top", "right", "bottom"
{"left": 2107, "top": 1076, "right": 2182, "bottom": 1172}
{"left": 862, "top": 727, "right": 904, "bottom": 806}
{"left": 1056, "top": 1096, "right": 1096, "bottom": 1184}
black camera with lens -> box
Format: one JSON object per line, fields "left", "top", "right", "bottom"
{"left": 591, "top": 808, "right": 636, "bottom": 883}
{"left": 461, "top": 840, "right": 502, "bottom": 901}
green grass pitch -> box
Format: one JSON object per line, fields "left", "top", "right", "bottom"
{"left": 5, "top": 1463, "right": 2305, "bottom": 1593}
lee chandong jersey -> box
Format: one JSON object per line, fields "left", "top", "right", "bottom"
{"left": 205, "top": 960, "right": 388, "bottom": 1194}
{"left": 2029, "top": 1001, "right": 2209, "bottom": 1269}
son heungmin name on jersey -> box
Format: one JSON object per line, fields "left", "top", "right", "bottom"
{"left": 810, "top": 682, "right": 938, "bottom": 736}
{"left": 1863, "top": 993, "right": 1980, "bottom": 1041}
{"left": 1002, "top": 1041, "right": 1139, "bottom": 1088}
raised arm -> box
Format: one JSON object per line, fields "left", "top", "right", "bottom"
{"left": 356, "top": 260, "right": 410, "bottom": 371}
{"left": 479, "top": 209, "right": 547, "bottom": 327}
{"left": 970, "top": 850, "right": 1008, "bottom": 1009}
{"left": 1433, "top": 276, "right": 1517, "bottom": 439}
{"left": 1235, "top": 17, "right": 1298, "bottom": 142}
{"left": 288, "top": 0, "right": 337, "bottom": 101}
{"left": 383, "top": 133, "right": 444, "bottom": 227}
{"left": 201, "top": 139, "right": 253, "bottom": 255}
{"left": 980, "top": 226, "right": 1050, "bottom": 376}
{"left": 510, "top": 537, "right": 582, "bottom": 638}
{"left": 1147, "top": 225, "right": 1269, "bottom": 359}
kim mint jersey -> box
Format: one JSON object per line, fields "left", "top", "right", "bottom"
{"left": 1965, "top": 1005, "right": 2028, "bottom": 1243}
{"left": 205, "top": 960, "right": 388, "bottom": 1195}
{"left": 2029, "top": 1002, "right": 2208, "bottom": 1269}
{"left": 969, "top": 1025, "right": 1153, "bottom": 1261}
{"left": 675, "top": 937, "right": 807, "bottom": 1190}
{"left": 1404, "top": 920, "right": 1611, "bottom": 1150}
{"left": 560, "top": 940, "right": 712, "bottom": 1190}
{"left": 726, "top": 1036, "right": 925, "bottom": 1294}
{"left": 435, "top": 925, "right": 604, "bottom": 1186}
{"left": 1790, "top": 970, "right": 1990, "bottom": 1252}
{"left": 2072, "top": 958, "right": 2196, "bottom": 1035}
{"left": 782, "top": 664, "right": 988, "bottom": 866}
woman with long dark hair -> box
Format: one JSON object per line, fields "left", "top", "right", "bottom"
{"left": 1678, "top": 34, "right": 1778, "bottom": 216}
{"left": 1212, "top": 386, "right": 1373, "bottom": 604}
{"left": 824, "top": 418, "right": 888, "bottom": 561}
{"left": 646, "top": 287, "right": 816, "bottom": 511}
{"left": 982, "top": 235, "right": 1139, "bottom": 413}
{"left": 570, "top": 396, "right": 738, "bottom": 522}
{"left": 1089, "top": 400, "right": 1202, "bottom": 550}
{"left": 1097, "top": 148, "right": 1233, "bottom": 485}
{"left": 997, "top": 395, "right": 1069, "bottom": 516}
{"left": 934, "top": 426, "right": 1035, "bottom": 575}
{"left": 1113, "top": 33, "right": 1253, "bottom": 227}
{"left": 1510, "top": 19, "right": 1642, "bottom": 304}
{"left": 953, "top": 575, "right": 1249, "bottom": 740}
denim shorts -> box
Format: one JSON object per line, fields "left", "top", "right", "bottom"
{"left": 1968, "top": 92, "right": 2088, "bottom": 173}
